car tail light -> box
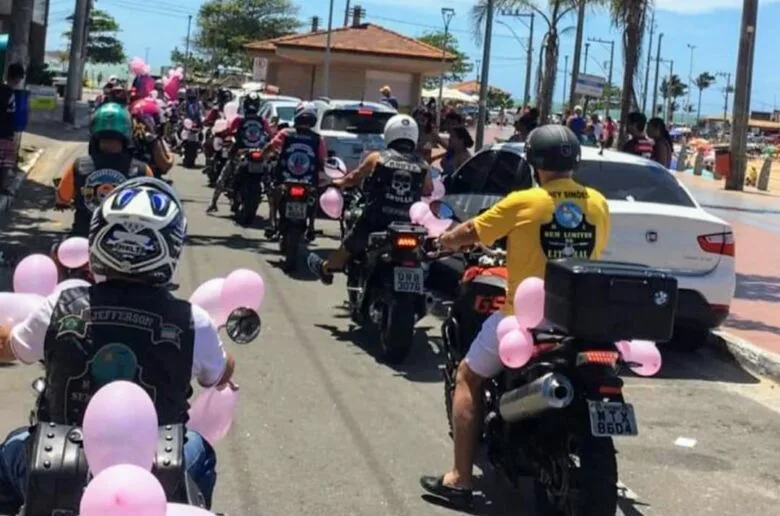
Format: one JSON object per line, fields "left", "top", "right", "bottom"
{"left": 357, "top": 108, "right": 373, "bottom": 116}
{"left": 697, "top": 232, "right": 735, "bottom": 256}
{"left": 289, "top": 185, "right": 306, "bottom": 198}
{"left": 250, "top": 150, "right": 262, "bottom": 160}
{"left": 576, "top": 351, "right": 620, "bottom": 367}
{"left": 394, "top": 235, "right": 418, "bottom": 249}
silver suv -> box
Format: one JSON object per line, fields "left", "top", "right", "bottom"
{"left": 311, "top": 99, "right": 397, "bottom": 170}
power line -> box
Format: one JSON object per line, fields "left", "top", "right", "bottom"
{"left": 366, "top": 14, "right": 516, "bottom": 40}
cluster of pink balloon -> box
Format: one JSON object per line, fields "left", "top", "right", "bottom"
{"left": 222, "top": 102, "right": 240, "bottom": 128}
{"left": 495, "top": 277, "right": 663, "bottom": 376}
{"left": 408, "top": 199, "right": 453, "bottom": 238}
{"left": 188, "top": 268, "right": 266, "bottom": 327}
{"left": 78, "top": 381, "right": 216, "bottom": 515}
{"left": 319, "top": 158, "right": 347, "bottom": 219}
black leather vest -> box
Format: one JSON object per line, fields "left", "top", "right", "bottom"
{"left": 72, "top": 154, "right": 146, "bottom": 236}
{"left": 41, "top": 282, "right": 195, "bottom": 426}
{"left": 277, "top": 129, "right": 320, "bottom": 183}
{"left": 365, "top": 149, "right": 427, "bottom": 222}
{"left": 236, "top": 116, "right": 268, "bottom": 149}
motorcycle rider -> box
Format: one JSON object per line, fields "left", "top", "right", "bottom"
{"left": 202, "top": 89, "right": 233, "bottom": 167}
{"left": 55, "top": 102, "right": 152, "bottom": 237}
{"left": 307, "top": 114, "right": 433, "bottom": 284}
{"left": 206, "top": 91, "right": 271, "bottom": 214}
{"left": 0, "top": 177, "right": 236, "bottom": 510}
{"left": 419, "top": 125, "right": 611, "bottom": 506}
{"left": 130, "top": 101, "right": 174, "bottom": 181}
{"left": 259, "top": 102, "right": 325, "bottom": 240}
{"left": 179, "top": 87, "right": 203, "bottom": 125}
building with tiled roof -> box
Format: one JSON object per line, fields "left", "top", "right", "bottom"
{"left": 448, "top": 80, "right": 510, "bottom": 97}
{"left": 244, "top": 7, "right": 455, "bottom": 110}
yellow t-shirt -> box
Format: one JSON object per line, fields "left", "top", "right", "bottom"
{"left": 473, "top": 178, "right": 610, "bottom": 315}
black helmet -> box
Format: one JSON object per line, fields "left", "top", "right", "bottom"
{"left": 525, "top": 124, "right": 580, "bottom": 172}
{"left": 243, "top": 92, "right": 261, "bottom": 114}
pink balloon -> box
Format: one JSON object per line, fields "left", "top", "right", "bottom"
{"left": 431, "top": 178, "right": 446, "bottom": 200}
{"left": 513, "top": 277, "right": 545, "bottom": 329}
{"left": 0, "top": 292, "right": 44, "bottom": 326}
{"left": 409, "top": 201, "right": 431, "bottom": 224}
{"left": 53, "top": 278, "right": 91, "bottom": 296}
{"left": 166, "top": 503, "right": 216, "bottom": 515}
{"left": 221, "top": 268, "right": 265, "bottom": 313}
{"left": 187, "top": 387, "right": 239, "bottom": 445}
{"left": 13, "top": 254, "right": 58, "bottom": 295}
{"left": 224, "top": 102, "right": 239, "bottom": 119}
{"left": 420, "top": 196, "right": 432, "bottom": 204}
{"left": 496, "top": 315, "right": 520, "bottom": 342}
{"left": 213, "top": 119, "right": 228, "bottom": 133}
{"left": 57, "top": 237, "right": 89, "bottom": 269}
{"left": 498, "top": 328, "right": 534, "bottom": 369}
{"left": 80, "top": 464, "right": 166, "bottom": 516}
{"left": 319, "top": 187, "right": 344, "bottom": 219}
{"left": 83, "top": 381, "right": 159, "bottom": 475}
{"left": 423, "top": 216, "right": 453, "bottom": 238}
{"left": 617, "top": 340, "right": 662, "bottom": 377}
{"left": 190, "top": 278, "right": 228, "bottom": 327}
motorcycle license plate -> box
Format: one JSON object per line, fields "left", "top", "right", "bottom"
{"left": 248, "top": 161, "right": 264, "bottom": 174}
{"left": 393, "top": 267, "right": 423, "bottom": 294}
{"left": 587, "top": 401, "right": 638, "bottom": 437}
{"left": 285, "top": 202, "right": 307, "bottom": 220}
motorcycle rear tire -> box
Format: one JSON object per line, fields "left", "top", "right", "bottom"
{"left": 280, "top": 229, "right": 301, "bottom": 272}
{"left": 183, "top": 145, "right": 197, "bottom": 168}
{"left": 379, "top": 297, "right": 416, "bottom": 364}
{"left": 534, "top": 434, "right": 618, "bottom": 516}
{"left": 238, "top": 192, "right": 260, "bottom": 227}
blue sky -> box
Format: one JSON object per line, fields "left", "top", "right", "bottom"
{"left": 45, "top": 0, "right": 780, "bottom": 115}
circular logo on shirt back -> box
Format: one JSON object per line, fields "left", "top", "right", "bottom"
{"left": 287, "top": 151, "right": 312, "bottom": 176}
{"left": 82, "top": 168, "right": 126, "bottom": 212}
{"left": 90, "top": 343, "right": 138, "bottom": 386}
{"left": 242, "top": 119, "right": 265, "bottom": 146}
{"left": 553, "top": 202, "right": 584, "bottom": 229}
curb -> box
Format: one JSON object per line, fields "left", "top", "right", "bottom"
{"left": 709, "top": 329, "right": 780, "bottom": 383}
{"left": 0, "top": 148, "right": 45, "bottom": 214}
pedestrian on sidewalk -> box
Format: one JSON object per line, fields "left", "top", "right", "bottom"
{"left": 0, "top": 63, "right": 25, "bottom": 196}
{"left": 647, "top": 117, "right": 673, "bottom": 168}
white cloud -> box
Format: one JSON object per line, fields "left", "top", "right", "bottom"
{"left": 649, "top": 0, "right": 777, "bottom": 14}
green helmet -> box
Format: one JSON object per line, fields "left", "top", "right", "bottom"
{"left": 91, "top": 102, "right": 132, "bottom": 142}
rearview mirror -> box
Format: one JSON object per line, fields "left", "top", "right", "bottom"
{"left": 225, "top": 307, "right": 261, "bottom": 344}
{"left": 429, "top": 200, "right": 455, "bottom": 220}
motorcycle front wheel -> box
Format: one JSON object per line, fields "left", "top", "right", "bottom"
{"left": 534, "top": 433, "right": 618, "bottom": 516}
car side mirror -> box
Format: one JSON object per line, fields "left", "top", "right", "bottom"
{"left": 225, "top": 307, "right": 261, "bottom": 344}
{"left": 429, "top": 200, "right": 455, "bottom": 220}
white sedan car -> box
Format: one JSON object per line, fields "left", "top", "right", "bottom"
{"left": 436, "top": 142, "right": 736, "bottom": 347}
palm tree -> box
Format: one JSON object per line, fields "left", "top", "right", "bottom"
{"left": 660, "top": 74, "right": 687, "bottom": 121}
{"left": 608, "top": 0, "right": 651, "bottom": 145}
{"left": 694, "top": 72, "right": 716, "bottom": 122}
{"left": 471, "top": 0, "right": 578, "bottom": 122}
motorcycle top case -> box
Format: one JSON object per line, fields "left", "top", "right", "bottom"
{"left": 543, "top": 259, "right": 678, "bottom": 343}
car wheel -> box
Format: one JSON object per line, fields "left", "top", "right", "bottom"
{"left": 665, "top": 326, "right": 710, "bottom": 352}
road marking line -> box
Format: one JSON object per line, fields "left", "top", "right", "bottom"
{"left": 674, "top": 436, "right": 697, "bottom": 448}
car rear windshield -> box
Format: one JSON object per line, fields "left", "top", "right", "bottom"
{"left": 276, "top": 106, "right": 296, "bottom": 122}
{"left": 320, "top": 109, "right": 395, "bottom": 134}
{"left": 575, "top": 160, "right": 696, "bottom": 207}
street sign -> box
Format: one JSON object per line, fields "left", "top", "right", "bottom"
{"left": 28, "top": 85, "right": 57, "bottom": 110}
{"left": 252, "top": 58, "right": 268, "bottom": 81}
{"left": 574, "top": 73, "right": 606, "bottom": 98}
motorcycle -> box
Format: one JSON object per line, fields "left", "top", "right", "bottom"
{"left": 233, "top": 149, "right": 269, "bottom": 227}
{"left": 206, "top": 133, "right": 233, "bottom": 187}
{"left": 345, "top": 221, "right": 430, "bottom": 364}
{"left": 276, "top": 179, "right": 317, "bottom": 271}
{"left": 181, "top": 119, "right": 202, "bottom": 168}
{"left": 12, "top": 308, "right": 261, "bottom": 516}
{"left": 432, "top": 205, "right": 678, "bottom": 515}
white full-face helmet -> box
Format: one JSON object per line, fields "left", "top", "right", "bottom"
{"left": 383, "top": 114, "right": 419, "bottom": 149}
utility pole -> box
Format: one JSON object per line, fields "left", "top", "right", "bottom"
{"left": 567, "top": 0, "right": 586, "bottom": 110}
{"left": 436, "top": 8, "right": 456, "bottom": 128}
{"left": 686, "top": 43, "right": 696, "bottom": 117}
{"left": 727, "top": 0, "right": 758, "bottom": 191}
{"left": 7, "top": 0, "right": 35, "bottom": 75}
{"left": 344, "top": 0, "right": 351, "bottom": 26}
{"left": 475, "top": 59, "right": 481, "bottom": 81}
{"left": 562, "top": 55, "right": 569, "bottom": 109}
{"left": 77, "top": 0, "right": 93, "bottom": 100}
{"left": 642, "top": 9, "right": 656, "bottom": 113}
{"left": 475, "top": 0, "right": 495, "bottom": 150}
{"left": 583, "top": 42, "right": 590, "bottom": 73}
{"left": 716, "top": 71, "right": 732, "bottom": 120}
{"left": 588, "top": 37, "right": 614, "bottom": 118}
{"left": 64, "top": 0, "right": 89, "bottom": 124}
{"left": 323, "top": 0, "right": 335, "bottom": 97}
{"left": 664, "top": 59, "right": 674, "bottom": 122}
{"left": 651, "top": 32, "right": 663, "bottom": 117}
{"left": 498, "top": 9, "right": 534, "bottom": 107}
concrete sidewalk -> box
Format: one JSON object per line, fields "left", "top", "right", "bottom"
{"left": 677, "top": 173, "right": 780, "bottom": 382}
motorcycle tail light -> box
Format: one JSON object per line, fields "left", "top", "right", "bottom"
{"left": 289, "top": 185, "right": 306, "bottom": 198}
{"left": 394, "top": 235, "right": 418, "bottom": 249}
{"left": 576, "top": 351, "right": 619, "bottom": 367}
{"left": 250, "top": 150, "right": 262, "bottom": 160}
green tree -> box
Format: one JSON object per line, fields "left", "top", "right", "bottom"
{"left": 416, "top": 31, "right": 473, "bottom": 89}
{"left": 64, "top": 8, "right": 125, "bottom": 64}
{"left": 660, "top": 74, "right": 687, "bottom": 121}
{"left": 178, "top": 0, "right": 300, "bottom": 71}
{"left": 487, "top": 88, "right": 513, "bottom": 109}
{"left": 170, "top": 47, "right": 212, "bottom": 77}
{"left": 589, "top": 84, "right": 621, "bottom": 113}
{"left": 694, "top": 71, "right": 716, "bottom": 121}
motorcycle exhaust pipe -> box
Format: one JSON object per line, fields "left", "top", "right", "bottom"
{"left": 498, "top": 372, "right": 574, "bottom": 424}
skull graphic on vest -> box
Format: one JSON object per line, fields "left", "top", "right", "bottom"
{"left": 389, "top": 170, "right": 412, "bottom": 200}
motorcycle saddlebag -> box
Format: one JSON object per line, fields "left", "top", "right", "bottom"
{"left": 23, "top": 422, "right": 89, "bottom": 516}
{"left": 543, "top": 259, "right": 678, "bottom": 343}
{"left": 152, "top": 424, "right": 204, "bottom": 506}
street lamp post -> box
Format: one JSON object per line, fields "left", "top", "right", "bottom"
{"left": 562, "top": 55, "right": 569, "bottom": 109}
{"left": 498, "top": 9, "right": 534, "bottom": 107}
{"left": 651, "top": 32, "right": 664, "bottom": 117}
{"left": 323, "top": 0, "right": 335, "bottom": 97}
{"left": 583, "top": 43, "right": 590, "bottom": 73}
{"left": 642, "top": 9, "right": 656, "bottom": 113}
{"left": 716, "top": 71, "right": 732, "bottom": 120}
{"left": 475, "top": 0, "right": 495, "bottom": 150}
{"left": 436, "top": 7, "right": 456, "bottom": 129}
{"left": 686, "top": 43, "right": 696, "bottom": 117}
{"left": 587, "top": 37, "right": 614, "bottom": 118}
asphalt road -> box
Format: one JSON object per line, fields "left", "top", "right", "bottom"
{"left": 1, "top": 151, "right": 779, "bottom": 516}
